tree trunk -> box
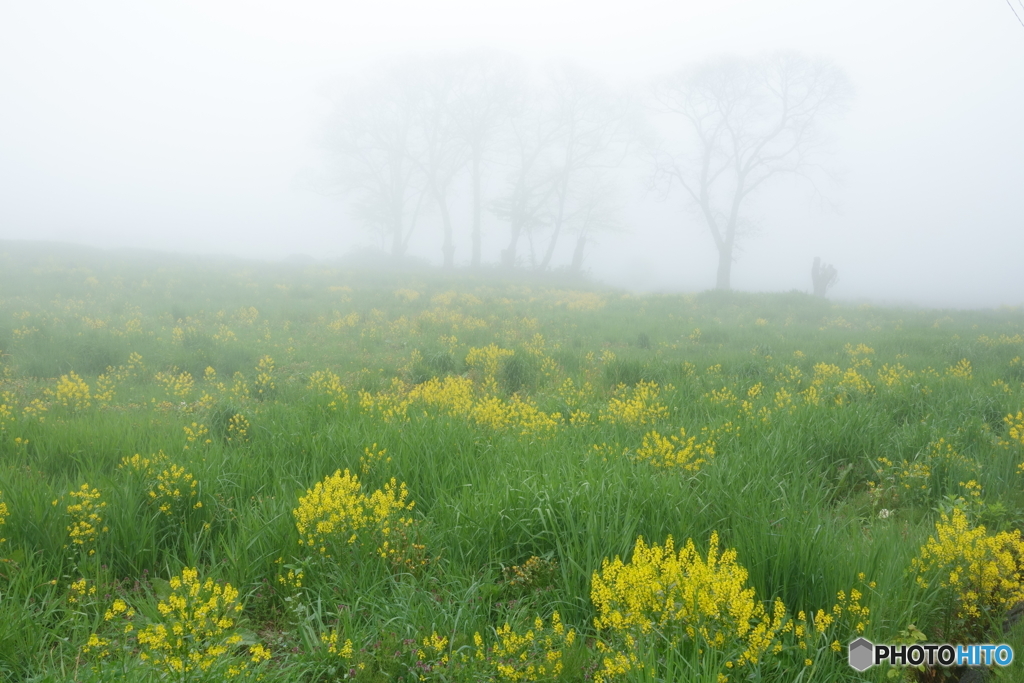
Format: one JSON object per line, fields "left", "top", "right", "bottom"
{"left": 715, "top": 244, "right": 732, "bottom": 290}
{"left": 540, "top": 166, "right": 571, "bottom": 271}
{"left": 539, "top": 192, "right": 566, "bottom": 271}
{"left": 502, "top": 216, "right": 521, "bottom": 268}
{"left": 570, "top": 234, "right": 587, "bottom": 272}
{"left": 503, "top": 174, "right": 527, "bottom": 268}
{"left": 438, "top": 195, "right": 455, "bottom": 269}
{"left": 539, "top": 218, "right": 561, "bottom": 271}
{"left": 471, "top": 151, "right": 482, "bottom": 268}
{"left": 390, "top": 202, "right": 405, "bottom": 257}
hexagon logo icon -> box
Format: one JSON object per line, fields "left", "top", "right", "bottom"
{"left": 848, "top": 637, "right": 874, "bottom": 671}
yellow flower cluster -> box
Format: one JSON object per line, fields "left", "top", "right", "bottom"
{"left": 869, "top": 439, "right": 979, "bottom": 510}
{"left": 133, "top": 567, "right": 265, "bottom": 678}
{"left": 226, "top": 413, "right": 249, "bottom": 443}
{"left": 465, "top": 343, "right": 514, "bottom": 393}
{"left": 551, "top": 289, "right": 606, "bottom": 311}
{"left": 931, "top": 437, "right": 977, "bottom": 469}
{"left": 418, "top": 631, "right": 449, "bottom": 665}
{"left": 706, "top": 386, "right": 738, "bottom": 406}
{"left": 470, "top": 394, "right": 560, "bottom": 435}
{"left": 117, "top": 318, "right": 144, "bottom": 336}
{"left": 119, "top": 450, "right": 168, "bottom": 478}
{"left": 11, "top": 326, "right": 39, "bottom": 340}
{"left": 293, "top": 470, "right": 416, "bottom": 563}
{"left": 978, "top": 333, "right": 1024, "bottom": 347}
{"left": 93, "top": 370, "right": 116, "bottom": 406}
{"left": 772, "top": 387, "right": 794, "bottom": 413}
{"left": 799, "top": 579, "right": 873, "bottom": 650}
{"left": 81, "top": 632, "right": 112, "bottom": 659}
{"left": 820, "top": 316, "right": 852, "bottom": 330}
{"left": 65, "top": 484, "right": 107, "bottom": 556}
{"left": 360, "top": 376, "right": 560, "bottom": 437}
{"left": 0, "top": 393, "right": 12, "bottom": 434}
{"left": 837, "top": 367, "right": 873, "bottom": 396}
{"left": 394, "top": 288, "right": 420, "bottom": 302}
{"left": 236, "top": 306, "right": 259, "bottom": 325}
{"left": 430, "top": 291, "right": 459, "bottom": 306}
{"left": 183, "top": 422, "right": 212, "bottom": 449}
{"left": 327, "top": 312, "right": 360, "bottom": 331}
{"left": 474, "top": 613, "right": 575, "bottom": 682}
{"left": 406, "top": 376, "right": 474, "bottom": 417}
{"left": 104, "top": 352, "right": 144, "bottom": 382}
{"left": 277, "top": 565, "right": 303, "bottom": 589}
{"left": 811, "top": 362, "right": 842, "bottom": 386}
{"left": 993, "top": 378, "right": 1013, "bottom": 393}
{"left": 522, "top": 332, "right": 547, "bottom": 358}
{"left": 249, "top": 644, "right": 271, "bottom": 666}
{"left": 1005, "top": 411, "right": 1024, "bottom": 450}
{"left": 912, "top": 507, "right": 1024, "bottom": 622}
{"left": 588, "top": 534, "right": 876, "bottom": 681}
{"left": 877, "top": 363, "right": 915, "bottom": 388}
{"left": 320, "top": 628, "right": 354, "bottom": 658}
{"left": 55, "top": 371, "right": 91, "bottom": 411}
{"left": 109, "top": 597, "right": 137, "bottom": 620}
{"left": 294, "top": 469, "right": 365, "bottom": 552}
{"left": 634, "top": 427, "right": 714, "bottom": 472}
{"left": 68, "top": 577, "right": 97, "bottom": 603}
{"left": 868, "top": 456, "right": 931, "bottom": 506}
{"left": 230, "top": 371, "right": 250, "bottom": 402}
{"left": 84, "top": 569, "right": 270, "bottom": 678}
{"left": 557, "top": 377, "right": 594, "bottom": 410}
{"left": 0, "top": 491, "right": 8, "bottom": 545}
{"left": 844, "top": 343, "right": 875, "bottom": 369}
{"left": 503, "top": 555, "right": 558, "bottom": 590}
{"left": 308, "top": 369, "right": 348, "bottom": 409}
{"left": 591, "top": 532, "right": 786, "bottom": 677}
{"left": 171, "top": 323, "right": 197, "bottom": 345}
{"left": 213, "top": 324, "right": 237, "bottom": 342}
{"left": 149, "top": 463, "right": 201, "bottom": 516}
{"left": 600, "top": 381, "right": 671, "bottom": 427}
{"left": 359, "top": 443, "right": 391, "bottom": 476}
{"left": 946, "top": 358, "right": 973, "bottom": 380}
{"left": 253, "top": 355, "right": 275, "bottom": 399}
{"left": 154, "top": 368, "right": 194, "bottom": 400}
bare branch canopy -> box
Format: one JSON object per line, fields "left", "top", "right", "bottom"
{"left": 651, "top": 53, "right": 852, "bottom": 290}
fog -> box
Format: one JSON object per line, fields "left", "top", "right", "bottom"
{"left": 1, "top": 1, "right": 1022, "bottom": 308}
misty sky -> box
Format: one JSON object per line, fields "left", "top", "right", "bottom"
{"left": 1, "top": 1, "right": 1022, "bottom": 307}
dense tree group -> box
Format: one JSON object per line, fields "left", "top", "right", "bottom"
{"left": 322, "top": 51, "right": 851, "bottom": 288}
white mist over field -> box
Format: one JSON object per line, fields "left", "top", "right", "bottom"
{"left": 1, "top": 1, "right": 1022, "bottom": 307}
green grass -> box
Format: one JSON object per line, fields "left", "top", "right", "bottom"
{"left": 1, "top": 240, "right": 1024, "bottom": 682}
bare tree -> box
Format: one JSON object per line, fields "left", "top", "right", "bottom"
{"left": 492, "top": 64, "right": 631, "bottom": 270}
{"left": 406, "top": 59, "right": 468, "bottom": 269}
{"left": 492, "top": 81, "right": 564, "bottom": 269}
{"left": 1005, "top": 0, "right": 1024, "bottom": 29}
{"left": 324, "top": 68, "right": 424, "bottom": 257}
{"left": 449, "top": 52, "right": 521, "bottom": 268}
{"left": 652, "top": 53, "right": 852, "bottom": 290}
{"left": 565, "top": 174, "right": 624, "bottom": 273}
{"left": 811, "top": 256, "right": 838, "bottom": 296}
{"left": 537, "top": 65, "right": 631, "bottom": 271}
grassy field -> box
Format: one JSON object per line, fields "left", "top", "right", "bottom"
{"left": 2, "top": 241, "right": 1024, "bottom": 682}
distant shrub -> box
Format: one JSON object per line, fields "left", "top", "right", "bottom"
{"left": 603, "top": 358, "right": 661, "bottom": 388}
{"left": 500, "top": 353, "right": 539, "bottom": 395}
